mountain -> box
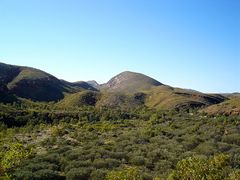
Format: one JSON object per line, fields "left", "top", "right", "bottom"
{"left": 221, "top": 92, "right": 240, "bottom": 98}
{"left": 0, "top": 62, "right": 95, "bottom": 102}
{"left": 99, "top": 71, "right": 225, "bottom": 110}
{"left": 87, "top": 80, "right": 100, "bottom": 90}
{"left": 63, "top": 80, "right": 97, "bottom": 92}
{"left": 0, "top": 62, "right": 227, "bottom": 110}
{"left": 101, "top": 71, "right": 162, "bottom": 93}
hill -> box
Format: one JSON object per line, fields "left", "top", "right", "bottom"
{"left": 0, "top": 62, "right": 227, "bottom": 110}
{"left": 0, "top": 62, "right": 95, "bottom": 102}
{"left": 101, "top": 71, "right": 162, "bottom": 93}
{"left": 200, "top": 96, "right": 240, "bottom": 116}
{"left": 144, "top": 86, "right": 226, "bottom": 110}
{"left": 58, "top": 91, "right": 144, "bottom": 110}
{"left": 57, "top": 91, "right": 100, "bottom": 107}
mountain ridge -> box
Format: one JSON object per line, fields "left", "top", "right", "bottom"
{"left": 0, "top": 62, "right": 230, "bottom": 110}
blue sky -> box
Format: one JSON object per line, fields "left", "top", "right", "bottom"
{"left": 0, "top": 0, "right": 239, "bottom": 93}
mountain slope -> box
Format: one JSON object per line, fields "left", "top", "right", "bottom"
{"left": 87, "top": 80, "right": 100, "bottom": 90}
{"left": 101, "top": 71, "right": 162, "bottom": 93}
{"left": 0, "top": 62, "right": 95, "bottom": 102}
{"left": 57, "top": 91, "right": 100, "bottom": 107}
{"left": 144, "top": 86, "right": 226, "bottom": 110}
{"left": 0, "top": 62, "right": 227, "bottom": 109}
{"left": 200, "top": 96, "right": 240, "bottom": 116}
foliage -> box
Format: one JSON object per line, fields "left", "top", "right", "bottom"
{"left": 0, "top": 143, "right": 32, "bottom": 175}
{"left": 168, "top": 154, "right": 236, "bottom": 180}
{"left": 105, "top": 166, "right": 143, "bottom": 180}
{"left": 0, "top": 102, "right": 239, "bottom": 179}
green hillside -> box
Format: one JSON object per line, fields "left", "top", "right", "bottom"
{"left": 57, "top": 91, "right": 101, "bottom": 107}
{"left": 0, "top": 62, "right": 227, "bottom": 111}
{"left": 144, "top": 86, "right": 226, "bottom": 110}
{"left": 0, "top": 62, "right": 96, "bottom": 102}
{"left": 58, "top": 91, "right": 144, "bottom": 110}
{"left": 96, "top": 92, "right": 144, "bottom": 110}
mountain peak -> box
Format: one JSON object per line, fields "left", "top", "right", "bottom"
{"left": 101, "top": 71, "right": 163, "bottom": 93}
{"left": 87, "top": 80, "right": 100, "bottom": 90}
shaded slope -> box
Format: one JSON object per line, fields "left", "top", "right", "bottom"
{"left": 7, "top": 67, "right": 66, "bottom": 101}
{"left": 101, "top": 71, "right": 162, "bottom": 93}
{"left": 0, "top": 85, "right": 17, "bottom": 103}
{"left": 0, "top": 62, "right": 96, "bottom": 102}
{"left": 0, "top": 63, "right": 20, "bottom": 85}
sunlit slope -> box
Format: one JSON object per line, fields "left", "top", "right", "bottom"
{"left": 144, "top": 86, "right": 226, "bottom": 110}
{"left": 201, "top": 97, "right": 240, "bottom": 116}
{"left": 101, "top": 71, "right": 162, "bottom": 93}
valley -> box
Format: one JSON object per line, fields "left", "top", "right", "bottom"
{"left": 0, "top": 62, "right": 240, "bottom": 179}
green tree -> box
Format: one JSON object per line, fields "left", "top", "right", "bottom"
{"left": 167, "top": 154, "right": 237, "bottom": 180}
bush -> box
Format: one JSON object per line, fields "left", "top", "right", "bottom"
{"left": 222, "top": 134, "right": 240, "bottom": 146}
{"left": 130, "top": 156, "right": 145, "bottom": 166}
{"left": 105, "top": 166, "right": 143, "bottom": 180}
{"left": 0, "top": 143, "right": 32, "bottom": 173}
{"left": 13, "top": 169, "right": 63, "bottom": 180}
{"left": 90, "top": 169, "right": 108, "bottom": 180}
{"left": 66, "top": 168, "right": 92, "bottom": 180}
{"left": 64, "top": 160, "right": 91, "bottom": 173}
{"left": 34, "top": 169, "right": 63, "bottom": 180}
{"left": 168, "top": 154, "right": 233, "bottom": 180}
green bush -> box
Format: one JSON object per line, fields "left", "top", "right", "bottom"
{"left": 66, "top": 168, "right": 92, "bottom": 180}
{"left": 168, "top": 154, "right": 234, "bottom": 180}
{"left": 90, "top": 169, "right": 108, "bottom": 180}
{"left": 105, "top": 166, "right": 143, "bottom": 180}
{"left": 0, "top": 143, "right": 32, "bottom": 173}
{"left": 222, "top": 133, "right": 240, "bottom": 146}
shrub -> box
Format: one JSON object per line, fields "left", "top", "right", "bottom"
{"left": 34, "top": 169, "right": 63, "bottom": 180}
{"left": 130, "top": 156, "right": 145, "bottom": 166}
{"left": 64, "top": 160, "right": 91, "bottom": 173}
{"left": 0, "top": 143, "right": 32, "bottom": 173}
{"left": 13, "top": 169, "right": 63, "bottom": 180}
{"left": 222, "top": 133, "right": 240, "bottom": 146}
{"left": 90, "top": 169, "right": 108, "bottom": 180}
{"left": 168, "top": 154, "right": 232, "bottom": 180}
{"left": 66, "top": 168, "right": 92, "bottom": 180}
{"left": 105, "top": 166, "right": 143, "bottom": 180}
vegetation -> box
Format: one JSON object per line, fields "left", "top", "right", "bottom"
{"left": 144, "top": 86, "right": 226, "bottom": 110}
{"left": 201, "top": 96, "right": 240, "bottom": 116}
{"left": 0, "top": 101, "right": 239, "bottom": 179}
{"left": 0, "top": 62, "right": 96, "bottom": 102}
{"left": 0, "top": 62, "right": 239, "bottom": 179}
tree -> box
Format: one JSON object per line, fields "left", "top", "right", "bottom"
{"left": 167, "top": 154, "right": 238, "bottom": 180}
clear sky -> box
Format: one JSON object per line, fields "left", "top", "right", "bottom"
{"left": 0, "top": 0, "right": 239, "bottom": 93}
